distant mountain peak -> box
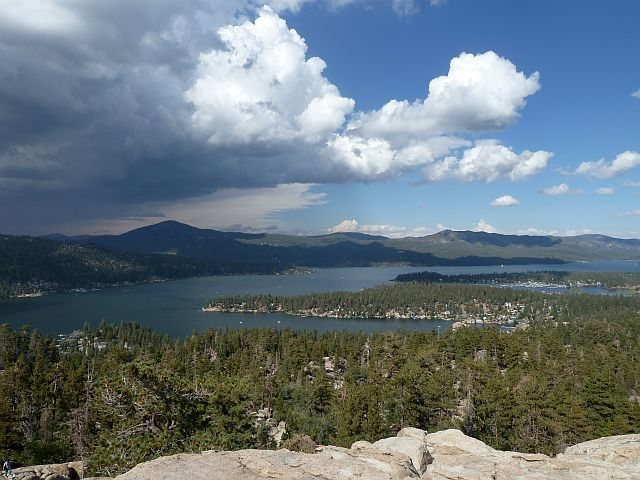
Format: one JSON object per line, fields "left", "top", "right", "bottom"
{"left": 137, "top": 220, "right": 202, "bottom": 232}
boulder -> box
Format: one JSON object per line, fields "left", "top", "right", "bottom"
{"left": 426, "top": 428, "right": 497, "bottom": 457}
{"left": 423, "top": 430, "right": 640, "bottom": 480}
{"left": 12, "top": 462, "right": 83, "bottom": 480}
{"left": 373, "top": 428, "right": 432, "bottom": 474}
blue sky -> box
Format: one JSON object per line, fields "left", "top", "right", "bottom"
{"left": 278, "top": 0, "right": 640, "bottom": 237}
{"left": 0, "top": 0, "right": 638, "bottom": 237}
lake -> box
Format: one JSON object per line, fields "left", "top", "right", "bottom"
{"left": 1, "top": 261, "right": 638, "bottom": 337}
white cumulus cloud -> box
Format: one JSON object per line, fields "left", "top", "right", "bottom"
{"left": 491, "top": 195, "right": 520, "bottom": 207}
{"left": 327, "top": 136, "right": 397, "bottom": 178}
{"left": 474, "top": 219, "right": 497, "bottom": 233}
{"left": 328, "top": 219, "right": 406, "bottom": 237}
{"left": 632, "top": 89, "right": 640, "bottom": 99}
{"left": 423, "top": 140, "right": 552, "bottom": 182}
{"left": 594, "top": 187, "right": 614, "bottom": 195}
{"left": 349, "top": 51, "right": 540, "bottom": 142}
{"left": 328, "top": 219, "right": 442, "bottom": 238}
{"left": 186, "top": 6, "right": 354, "bottom": 145}
{"left": 574, "top": 151, "right": 640, "bottom": 179}
{"left": 542, "top": 183, "right": 570, "bottom": 196}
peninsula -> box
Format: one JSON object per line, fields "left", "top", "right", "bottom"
{"left": 203, "top": 281, "right": 639, "bottom": 329}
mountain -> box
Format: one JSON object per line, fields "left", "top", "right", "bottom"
{"left": 0, "top": 233, "right": 281, "bottom": 297}
{"left": 428, "top": 229, "right": 562, "bottom": 247}
{"left": 65, "top": 220, "right": 640, "bottom": 266}
{"left": 390, "top": 229, "right": 640, "bottom": 261}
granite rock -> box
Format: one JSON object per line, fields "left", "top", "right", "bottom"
{"left": 81, "top": 429, "right": 640, "bottom": 480}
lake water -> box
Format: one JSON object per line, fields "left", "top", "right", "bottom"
{"left": 1, "top": 261, "right": 638, "bottom": 337}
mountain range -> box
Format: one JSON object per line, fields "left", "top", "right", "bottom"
{"left": 44, "top": 220, "right": 640, "bottom": 267}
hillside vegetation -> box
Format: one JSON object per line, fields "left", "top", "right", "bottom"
{"left": 394, "top": 270, "right": 640, "bottom": 291}
{"left": 0, "top": 235, "right": 280, "bottom": 298}
{"left": 1, "top": 285, "right": 639, "bottom": 475}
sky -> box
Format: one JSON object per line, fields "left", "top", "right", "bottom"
{"left": 0, "top": 0, "right": 639, "bottom": 237}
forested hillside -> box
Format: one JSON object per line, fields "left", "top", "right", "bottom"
{"left": 394, "top": 270, "right": 640, "bottom": 291}
{"left": 1, "top": 291, "right": 639, "bottom": 476}
{"left": 205, "top": 281, "right": 640, "bottom": 323}
{"left": 0, "top": 235, "right": 281, "bottom": 298}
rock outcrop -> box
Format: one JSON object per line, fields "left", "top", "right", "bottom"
{"left": 11, "top": 461, "right": 83, "bottom": 480}
{"left": 424, "top": 429, "right": 640, "bottom": 479}
{"left": 73, "top": 429, "right": 640, "bottom": 479}
{"left": 114, "top": 445, "right": 421, "bottom": 480}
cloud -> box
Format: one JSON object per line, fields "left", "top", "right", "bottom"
{"left": 390, "top": 0, "right": 447, "bottom": 15}
{"left": 0, "top": 4, "right": 549, "bottom": 233}
{"left": 491, "top": 195, "right": 520, "bottom": 207}
{"left": 423, "top": 140, "right": 552, "bottom": 182}
{"left": 542, "top": 183, "right": 571, "bottom": 196}
{"left": 618, "top": 209, "right": 640, "bottom": 217}
{"left": 564, "top": 228, "right": 593, "bottom": 236}
{"left": 391, "top": 0, "right": 420, "bottom": 16}
{"left": 516, "top": 227, "right": 559, "bottom": 236}
{"left": 594, "top": 187, "right": 614, "bottom": 195}
{"left": 327, "top": 219, "right": 444, "bottom": 238}
{"left": 327, "top": 218, "right": 601, "bottom": 238}
{"left": 328, "top": 219, "right": 406, "bottom": 237}
{"left": 0, "top": 4, "right": 354, "bottom": 233}
{"left": 624, "top": 180, "right": 640, "bottom": 188}
{"left": 349, "top": 51, "right": 540, "bottom": 142}
{"left": 516, "top": 227, "right": 597, "bottom": 237}
{"left": 632, "top": 89, "right": 640, "bottom": 99}
{"left": 574, "top": 151, "right": 640, "bottom": 179}
{"left": 186, "top": 7, "right": 354, "bottom": 145}
{"left": 410, "top": 225, "right": 444, "bottom": 236}
{"left": 328, "top": 50, "right": 548, "bottom": 182}
{"left": 325, "top": 0, "right": 446, "bottom": 15}
{"left": 78, "top": 183, "right": 327, "bottom": 235}
{"left": 474, "top": 219, "right": 497, "bottom": 233}
{"left": 326, "top": 136, "right": 397, "bottom": 178}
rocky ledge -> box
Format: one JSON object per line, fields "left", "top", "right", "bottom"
{"left": 88, "top": 428, "right": 640, "bottom": 480}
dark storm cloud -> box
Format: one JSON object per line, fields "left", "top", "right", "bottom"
{"left": 0, "top": 1, "right": 360, "bottom": 233}
{"left": 0, "top": 2, "right": 548, "bottom": 234}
